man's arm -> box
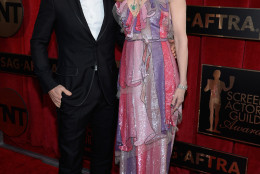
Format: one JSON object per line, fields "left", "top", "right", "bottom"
{"left": 31, "top": 0, "right": 72, "bottom": 108}
{"left": 112, "top": 0, "right": 125, "bottom": 50}
{"left": 30, "top": 0, "right": 58, "bottom": 93}
{"left": 115, "top": 22, "right": 125, "bottom": 50}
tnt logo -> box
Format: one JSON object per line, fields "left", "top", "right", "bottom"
{"left": 0, "top": 0, "right": 23, "bottom": 37}
{"left": 0, "top": 88, "right": 28, "bottom": 136}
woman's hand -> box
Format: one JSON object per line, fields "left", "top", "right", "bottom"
{"left": 169, "top": 39, "right": 177, "bottom": 59}
{"left": 171, "top": 88, "right": 186, "bottom": 111}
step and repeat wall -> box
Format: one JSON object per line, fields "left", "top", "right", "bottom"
{"left": 0, "top": 0, "right": 260, "bottom": 174}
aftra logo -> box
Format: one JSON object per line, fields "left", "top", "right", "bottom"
{"left": 0, "top": 0, "right": 23, "bottom": 37}
{"left": 186, "top": 6, "right": 260, "bottom": 40}
{"left": 0, "top": 88, "right": 28, "bottom": 137}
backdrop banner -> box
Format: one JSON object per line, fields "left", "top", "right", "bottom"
{"left": 198, "top": 64, "right": 260, "bottom": 146}
{"left": 171, "top": 141, "right": 248, "bottom": 174}
{"left": 187, "top": 6, "right": 260, "bottom": 40}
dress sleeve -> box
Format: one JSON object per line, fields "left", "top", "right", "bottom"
{"left": 113, "top": 2, "right": 125, "bottom": 34}
{"left": 167, "top": 0, "right": 174, "bottom": 39}
{"left": 112, "top": 3, "right": 121, "bottom": 26}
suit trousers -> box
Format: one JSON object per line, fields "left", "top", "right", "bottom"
{"left": 57, "top": 72, "right": 117, "bottom": 174}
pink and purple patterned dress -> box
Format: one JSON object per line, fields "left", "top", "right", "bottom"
{"left": 114, "top": 0, "right": 181, "bottom": 173}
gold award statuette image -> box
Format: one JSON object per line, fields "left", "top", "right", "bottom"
{"left": 204, "top": 70, "right": 235, "bottom": 133}
{"left": 0, "top": 0, "right": 23, "bottom": 37}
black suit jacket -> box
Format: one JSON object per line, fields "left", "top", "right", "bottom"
{"left": 31, "top": 0, "right": 124, "bottom": 106}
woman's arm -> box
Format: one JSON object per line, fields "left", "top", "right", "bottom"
{"left": 170, "top": 0, "right": 188, "bottom": 86}
{"left": 170, "top": 0, "right": 188, "bottom": 110}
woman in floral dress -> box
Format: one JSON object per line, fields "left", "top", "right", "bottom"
{"left": 113, "top": 0, "right": 188, "bottom": 173}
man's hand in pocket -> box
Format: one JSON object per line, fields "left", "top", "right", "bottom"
{"left": 48, "top": 85, "right": 72, "bottom": 108}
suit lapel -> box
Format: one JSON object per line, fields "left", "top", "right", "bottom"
{"left": 68, "top": 0, "right": 95, "bottom": 41}
{"left": 97, "top": 0, "right": 109, "bottom": 41}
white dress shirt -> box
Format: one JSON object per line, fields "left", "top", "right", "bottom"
{"left": 79, "top": 0, "right": 104, "bottom": 40}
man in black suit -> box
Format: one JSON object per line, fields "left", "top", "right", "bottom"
{"left": 31, "top": 0, "right": 124, "bottom": 173}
